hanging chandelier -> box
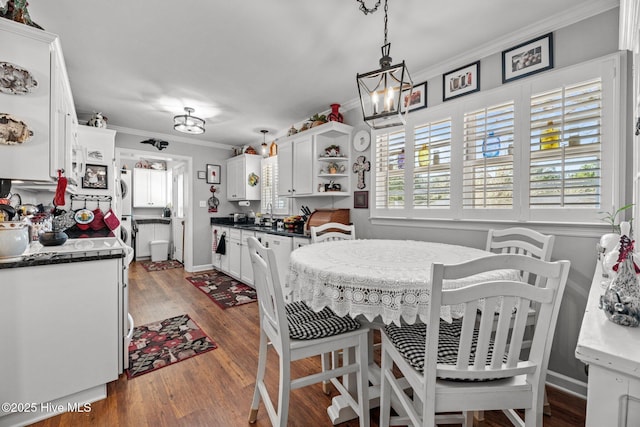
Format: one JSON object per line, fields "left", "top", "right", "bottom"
{"left": 356, "top": 0, "right": 413, "bottom": 129}
{"left": 173, "top": 107, "right": 205, "bottom": 135}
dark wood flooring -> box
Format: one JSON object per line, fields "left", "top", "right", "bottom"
{"left": 31, "top": 262, "right": 586, "bottom": 426}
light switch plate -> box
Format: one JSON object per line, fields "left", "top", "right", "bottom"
{"left": 199, "top": 200, "right": 206, "bottom": 208}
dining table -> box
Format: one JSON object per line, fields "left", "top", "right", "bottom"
{"left": 287, "top": 238, "right": 521, "bottom": 424}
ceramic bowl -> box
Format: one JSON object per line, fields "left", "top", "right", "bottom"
{"left": 38, "top": 230, "right": 68, "bottom": 246}
{"left": 0, "top": 221, "right": 29, "bottom": 258}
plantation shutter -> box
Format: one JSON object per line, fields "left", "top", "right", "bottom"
{"left": 375, "top": 129, "right": 406, "bottom": 208}
{"left": 462, "top": 101, "right": 515, "bottom": 208}
{"left": 529, "top": 79, "right": 602, "bottom": 208}
{"left": 413, "top": 119, "right": 452, "bottom": 208}
{"left": 261, "top": 157, "right": 287, "bottom": 214}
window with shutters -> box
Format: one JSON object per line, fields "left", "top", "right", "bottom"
{"left": 371, "top": 54, "right": 622, "bottom": 224}
{"left": 374, "top": 129, "right": 406, "bottom": 209}
{"left": 463, "top": 102, "right": 515, "bottom": 209}
{"left": 529, "top": 79, "right": 602, "bottom": 208}
{"left": 413, "top": 119, "right": 452, "bottom": 208}
{"left": 261, "top": 156, "right": 288, "bottom": 215}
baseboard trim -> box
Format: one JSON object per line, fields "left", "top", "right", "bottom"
{"left": 190, "top": 263, "right": 214, "bottom": 273}
{"left": 546, "top": 369, "right": 587, "bottom": 399}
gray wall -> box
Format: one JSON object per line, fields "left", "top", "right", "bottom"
{"left": 344, "top": 8, "right": 626, "bottom": 392}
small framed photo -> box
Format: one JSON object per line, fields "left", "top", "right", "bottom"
{"left": 82, "top": 164, "right": 108, "bottom": 189}
{"left": 502, "top": 33, "right": 553, "bottom": 83}
{"left": 443, "top": 61, "right": 480, "bottom": 102}
{"left": 197, "top": 170, "right": 206, "bottom": 180}
{"left": 402, "top": 81, "right": 427, "bottom": 113}
{"left": 353, "top": 191, "right": 369, "bottom": 209}
{"left": 207, "top": 164, "right": 221, "bottom": 184}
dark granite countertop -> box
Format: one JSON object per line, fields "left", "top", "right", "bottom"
{"left": 210, "top": 219, "right": 309, "bottom": 239}
{"left": 135, "top": 218, "right": 172, "bottom": 225}
{"left": 0, "top": 251, "right": 124, "bottom": 269}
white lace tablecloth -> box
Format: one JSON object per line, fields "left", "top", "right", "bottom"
{"left": 288, "top": 239, "right": 520, "bottom": 326}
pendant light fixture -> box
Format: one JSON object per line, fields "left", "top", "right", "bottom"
{"left": 260, "top": 129, "right": 269, "bottom": 158}
{"left": 173, "top": 107, "right": 205, "bottom": 135}
{"left": 356, "top": 0, "right": 413, "bottom": 129}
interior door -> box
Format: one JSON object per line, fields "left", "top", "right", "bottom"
{"left": 172, "top": 163, "right": 186, "bottom": 263}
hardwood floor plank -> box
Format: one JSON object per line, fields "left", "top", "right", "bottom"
{"left": 29, "top": 262, "right": 586, "bottom": 426}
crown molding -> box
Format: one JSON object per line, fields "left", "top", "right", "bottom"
{"left": 108, "top": 124, "right": 230, "bottom": 150}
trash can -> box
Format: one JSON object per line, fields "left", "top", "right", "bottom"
{"left": 150, "top": 240, "right": 169, "bottom": 262}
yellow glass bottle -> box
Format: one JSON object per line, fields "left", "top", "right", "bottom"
{"left": 418, "top": 144, "right": 430, "bottom": 167}
{"left": 540, "top": 120, "right": 560, "bottom": 150}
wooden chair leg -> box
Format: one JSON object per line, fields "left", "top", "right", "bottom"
{"left": 543, "top": 388, "right": 552, "bottom": 416}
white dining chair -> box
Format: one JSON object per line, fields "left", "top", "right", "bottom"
{"left": 486, "top": 226, "right": 556, "bottom": 417}
{"left": 310, "top": 222, "right": 356, "bottom": 243}
{"left": 379, "top": 254, "right": 570, "bottom": 427}
{"left": 246, "top": 237, "right": 370, "bottom": 427}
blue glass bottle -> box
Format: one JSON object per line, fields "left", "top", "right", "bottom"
{"left": 482, "top": 131, "right": 500, "bottom": 158}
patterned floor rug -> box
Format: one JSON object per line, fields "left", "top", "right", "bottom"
{"left": 139, "top": 259, "right": 183, "bottom": 272}
{"left": 186, "top": 270, "right": 257, "bottom": 309}
{"left": 126, "top": 314, "right": 217, "bottom": 379}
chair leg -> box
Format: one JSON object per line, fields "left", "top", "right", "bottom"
{"left": 543, "top": 389, "right": 551, "bottom": 416}
{"left": 277, "top": 356, "right": 291, "bottom": 427}
{"left": 474, "top": 410, "right": 485, "bottom": 424}
{"left": 321, "top": 352, "right": 331, "bottom": 395}
{"left": 249, "top": 332, "right": 268, "bottom": 423}
{"left": 379, "top": 344, "right": 393, "bottom": 427}
{"left": 356, "top": 334, "right": 370, "bottom": 427}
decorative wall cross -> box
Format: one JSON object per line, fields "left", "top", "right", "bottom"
{"left": 352, "top": 155, "right": 370, "bottom": 189}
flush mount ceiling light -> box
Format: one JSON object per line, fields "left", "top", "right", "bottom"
{"left": 356, "top": 0, "right": 413, "bottom": 129}
{"left": 260, "top": 129, "right": 269, "bottom": 157}
{"left": 173, "top": 107, "right": 205, "bottom": 135}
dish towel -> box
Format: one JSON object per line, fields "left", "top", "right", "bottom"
{"left": 215, "top": 233, "right": 226, "bottom": 255}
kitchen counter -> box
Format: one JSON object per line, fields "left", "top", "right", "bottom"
{"left": 210, "top": 218, "right": 310, "bottom": 239}
{"left": 0, "top": 237, "right": 126, "bottom": 269}
{"left": 135, "top": 217, "right": 172, "bottom": 225}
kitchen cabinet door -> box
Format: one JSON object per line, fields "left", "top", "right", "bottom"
{"left": 226, "top": 154, "right": 262, "bottom": 201}
{"left": 240, "top": 229, "right": 255, "bottom": 286}
{"left": 277, "top": 134, "right": 314, "bottom": 197}
{"left": 228, "top": 229, "right": 242, "bottom": 279}
{"left": 133, "top": 168, "right": 167, "bottom": 208}
{"left": 262, "top": 234, "right": 293, "bottom": 299}
{"left": 211, "top": 226, "right": 230, "bottom": 273}
{"left": 135, "top": 223, "right": 153, "bottom": 258}
{"left": 0, "top": 260, "right": 119, "bottom": 407}
{"left": 293, "top": 236, "right": 310, "bottom": 249}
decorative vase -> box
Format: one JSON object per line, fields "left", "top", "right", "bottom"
{"left": 328, "top": 103, "right": 344, "bottom": 123}
{"left": 599, "top": 222, "right": 640, "bottom": 327}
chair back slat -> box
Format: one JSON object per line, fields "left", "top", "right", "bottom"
{"left": 429, "top": 254, "right": 569, "bottom": 383}
{"left": 310, "top": 222, "right": 356, "bottom": 243}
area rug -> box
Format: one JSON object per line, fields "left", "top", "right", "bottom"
{"left": 186, "top": 270, "right": 257, "bottom": 309}
{"left": 139, "top": 259, "right": 183, "bottom": 272}
{"left": 126, "top": 314, "right": 217, "bottom": 379}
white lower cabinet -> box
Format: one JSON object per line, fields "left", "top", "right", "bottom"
{"left": 240, "top": 229, "right": 256, "bottom": 286}
{"left": 293, "top": 236, "right": 310, "bottom": 250}
{"left": 0, "top": 260, "right": 119, "bottom": 425}
{"left": 135, "top": 222, "right": 171, "bottom": 259}
{"left": 228, "top": 229, "right": 242, "bottom": 280}
{"left": 211, "top": 225, "right": 230, "bottom": 273}
{"left": 261, "top": 233, "right": 293, "bottom": 298}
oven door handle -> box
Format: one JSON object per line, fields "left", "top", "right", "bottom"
{"left": 126, "top": 313, "right": 135, "bottom": 340}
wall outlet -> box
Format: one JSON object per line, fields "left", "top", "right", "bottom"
{"left": 199, "top": 200, "right": 206, "bottom": 208}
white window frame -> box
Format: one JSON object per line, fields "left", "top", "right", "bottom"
{"left": 371, "top": 52, "right": 626, "bottom": 225}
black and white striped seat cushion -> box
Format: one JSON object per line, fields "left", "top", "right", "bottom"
{"left": 385, "top": 319, "right": 503, "bottom": 378}
{"left": 286, "top": 301, "right": 360, "bottom": 340}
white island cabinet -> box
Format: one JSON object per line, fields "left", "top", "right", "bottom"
{"left": 0, "top": 258, "right": 121, "bottom": 427}
{"left": 575, "top": 264, "right": 640, "bottom": 426}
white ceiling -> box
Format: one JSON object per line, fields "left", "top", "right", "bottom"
{"left": 23, "top": 0, "right": 617, "bottom": 148}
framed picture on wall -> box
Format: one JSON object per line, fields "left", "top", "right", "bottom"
{"left": 207, "top": 164, "right": 221, "bottom": 184}
{"left": 502, "top": 33, "right": 554, "bottom": 83}
{"left": 197, "top": 170, "right": 206, "bottom": 180}
{"left": 442, "top": 61, "right": 480, "bottom": 101}
{"left": 401, "top": 81, "right": 427, "bottom": 113}
{"left": 354, "top": 191, "right": 369, "bottom": 209}
{"left": 82, "top": 164, "right": 108, "bottom": 189}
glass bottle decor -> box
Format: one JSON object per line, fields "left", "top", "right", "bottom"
{"left": 327, "top": 103, "right": 344, "bottom": 123}
{"left": 418, "top": 144, "right": 430, "bottom": 167}
{"left": 540, "top": 120, "right": 560, "bottom": 150}
{"left": 398, "top": 149, "right": 405, "bottom": 169}
{"left": 482, "top": 131, "right": 500, "bottom": 158}
{"left": 599, "top": 222, "right": 640, "bottom": 327}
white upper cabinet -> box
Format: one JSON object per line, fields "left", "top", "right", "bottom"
{"left": 277, "top": 121, "right": 352, "bottom": 198}
{"left": 133, "top": 168, "right": 167, "bottom": 208}
{"left": 226, "top": 154, "right": 262, "bottom": 200}
{"left": 0, "top": 19, "right": 77, "bottom": 182}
